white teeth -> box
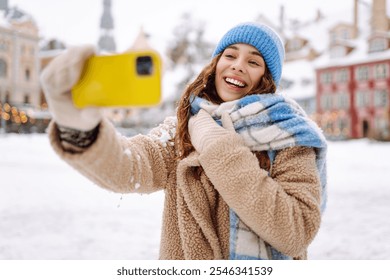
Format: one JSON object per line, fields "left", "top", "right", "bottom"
{"left": 225, "top": 77, "right": 245, "bottom": 87}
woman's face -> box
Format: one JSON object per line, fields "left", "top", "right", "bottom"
{"left": 215, "top": 43, "right": 266, "bottom": 102}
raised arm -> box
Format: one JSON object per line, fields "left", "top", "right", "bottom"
{"left": 41, "top": 44, "right": 176, "bottom": 194}
{"left": 48, "top": 117, "right": 177, "bottom": 194}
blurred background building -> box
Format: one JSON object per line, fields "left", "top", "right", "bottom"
{"left": 0, "top": 0, "right": 389, "bottom": 140}
{"left": 0, "top": 0, "right": 47, "bottom": 133}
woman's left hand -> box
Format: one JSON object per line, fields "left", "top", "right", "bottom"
{"left": 188, "top": 109, "right": 235, "bottom": 153}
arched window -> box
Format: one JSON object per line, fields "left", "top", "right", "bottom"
{"left": 0, "top": 59, "right": 7, "bottom": 78}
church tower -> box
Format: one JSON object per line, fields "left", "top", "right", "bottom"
{"left": 0, "top": 0, "right": 8, "bottom": 11}
{"left": 98, "top": 0, "right": 116, "bottom": 52}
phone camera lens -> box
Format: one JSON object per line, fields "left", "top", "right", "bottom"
{"left": 136, "top": 56, "right": 153, "bottom": 75}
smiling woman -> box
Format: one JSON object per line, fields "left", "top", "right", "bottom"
{"left": 40, "top": 21, "right": 327, "bottom": 260}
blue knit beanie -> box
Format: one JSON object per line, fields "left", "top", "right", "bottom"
{"left": 212, "top": 22, "right": 285, "bottom": 86}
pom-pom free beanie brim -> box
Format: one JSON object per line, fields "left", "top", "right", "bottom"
{"left": 212, "top": 22, "right": 285, "bottom": 86}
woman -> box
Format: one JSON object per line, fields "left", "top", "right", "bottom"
{"left": 41, "top": 22, "right": 327, "bottom": 260}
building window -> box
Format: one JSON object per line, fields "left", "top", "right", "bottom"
{"left": 0, "top": 59, "right": 7, "bottom": 78}
{"left": 341, "top": 28, "right": 350, "bottom": 40}
{"left": 335, "top": 91, "right": 350, "bottom": 109}
{"left": 321, "top": 93, "right": 333, "bottom": 110}
{"left": 320, "top": 72, "right": 332, "bottom": 84}
{"left": 25, "top": 69, "right": 30, "bottom": 81}
{"left": 280, "top": 78, "right": 294, "bottom": 89}
{"left": 0, "top": 40, "right": 8, "bottom": 51}
{"left": 374, "top": 63, "right": 388, "bottom": 79}
{"left": 330, "top": 31, "right": 337, "bottom": 43}
{"left": 369, "top": 38, "right": 387, "bottom": 53}
{"left": 330, "top": 28, "right": 351, "bottom": 42}
{"left": 374, "top": 89, "right": 389, "bottom": 107}
{"left": 337, "top": 117, "right": 350, "bottom": 138}
{"left": 374, "top": 116, "right": 389, "bottom": 139}
{"left": 355, "top": 90, "right": 371, "bottom": 108}
{"left": 287, "top": 38, "right": 302, "bottom": 52}
{"left": 24, "top": 95, "right": 30, "bottom": 104}
{"left": 335, "top": 68, "right": 349, "bottom": 83}
{"left": 301, "top": 78, "right": 312, "bottom": 86}
{"left": 21, "top": 45, "right": 27, "bottom": 55}
{"left": 356, "top": 66, "right": 369, "bottom": 81}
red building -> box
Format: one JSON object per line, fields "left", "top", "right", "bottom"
{"left": 314, "top": 0, "right": 390, "bottom": 140}
{"left": 316, "top": 57, "right": 390, "bottom": 140}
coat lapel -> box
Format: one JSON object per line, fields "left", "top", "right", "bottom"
{"left": 176, "top": 152, "right": 224, "bottom": 259}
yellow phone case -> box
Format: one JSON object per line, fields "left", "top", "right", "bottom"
{"left": 71, "top": 50, "right": 162, "bottom": 108}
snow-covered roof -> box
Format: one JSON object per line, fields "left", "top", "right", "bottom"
{"left": 283, "top": 2, "right": 371, "bottom": 56}
{"left": 315, "top": 47, "right": 390, "bottom": 69}
{"left": 0, "top": 10, "right": 10, "bottom": 28}
{"left": 5, "top": 6, "right": 35, "bottom": 24}
{"left": 278, "top": 9, "right": 352, "bottom": 101}
{"left": 38, "top": 48, "right": 65, "bottom": 59}
{"left": 313, "top": 3, "right": 388, "bottom": 69}
{"left": 281, "top": 59, "right": 316, "bottom": 100}
{"left": 0, "top": 6, "right": 38, "bottom": 34}
{"left": 281, "top": 0, "right": 380, "bottom": 98}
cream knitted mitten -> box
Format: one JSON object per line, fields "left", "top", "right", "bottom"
{"left": 188, "top": 109, "right": 236, "bottom": 153}
{"left": 40, "top": 45, "right": 101, "bottom": 131}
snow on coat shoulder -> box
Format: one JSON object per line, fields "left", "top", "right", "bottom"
{"left": 150, "top": 116, "right": 177, "bottom": 147}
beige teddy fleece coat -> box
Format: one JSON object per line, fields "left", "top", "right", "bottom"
{"left": 48, "top": 116, "right": 322, "bottom": 260}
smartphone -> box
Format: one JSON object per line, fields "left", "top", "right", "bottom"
{"left": 71, "top": 50, "right": 162, "bottom": 108}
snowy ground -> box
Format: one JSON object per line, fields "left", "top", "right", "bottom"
{"left": 0, "top": 132, "right": 389, "bottom": 260}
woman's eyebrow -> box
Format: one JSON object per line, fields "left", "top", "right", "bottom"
{"left": 226, "top": 45, "right": 263, "bottom": 58}
{"left": 250, "top": 50, "right": 263, "bottom": 57}
{"left": 226, "top": 45, "right": 238, "bottom": 51}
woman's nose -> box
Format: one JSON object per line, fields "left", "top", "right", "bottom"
{"left": 231, "top": 60, "right": 245, "bottom": 73}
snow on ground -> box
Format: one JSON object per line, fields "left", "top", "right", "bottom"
{"left": 0, "top": 133, "right": 389, "bottom": 260}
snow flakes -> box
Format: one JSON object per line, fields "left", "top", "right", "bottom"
{"left": 124, "top": 148, "right": 141, "bottom": 162}
{"left": 158, "top": 129, "right": 172, "bottom": 147}
{"left": 151, "top": 116, "right": 177, "bottom": 147}
{"left": 124, "top": 148, "right": 132, "bottom": 157}
{"left": 129, "top": 177, "right": 141, "bottom": 191}
{"left": 117, "top": 194, "right": 124, "bottom": 208}
{"left": 156, "top": 126, "right": 176, "bottom": 147}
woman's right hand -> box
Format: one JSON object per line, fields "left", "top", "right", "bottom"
{"left": 40, "top": 45, "right": 102, "bottom": 131}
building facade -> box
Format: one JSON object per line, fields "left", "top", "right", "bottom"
{"left": 0, "top": 5, "right": 42, "bottom": 132}
{"left": 315, "top": 0, "right": 390, "bottom": 140}
{"left": 316, "top": 58, "right": 390, "bottom": 140}
{"left": 0, "top": 7, "right": 40, "bottom": 107}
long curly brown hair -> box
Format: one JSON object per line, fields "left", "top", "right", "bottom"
{"left": 175, "top": 53, "right": 277, "bottom": 160}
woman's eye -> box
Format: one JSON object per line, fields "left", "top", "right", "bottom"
{"left": 249, "top": 60, "right": 261, "bottom": 66}
{"left": 225, "top": 54, "right": 235, "bottom": 59}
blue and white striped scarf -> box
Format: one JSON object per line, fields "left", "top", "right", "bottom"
{"left": 190, "top": 93, "right": 327, "bottom": 260}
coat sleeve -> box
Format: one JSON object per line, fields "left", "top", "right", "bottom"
{"left": 198, "top": 133, "right": 322, "bottom": 257}
{"left": 47, "top": 117, "right": 177, "bottom": 194}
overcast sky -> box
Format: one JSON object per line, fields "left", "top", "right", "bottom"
{"left": 8, "top": 0, "right": 361, "bottom": 52}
